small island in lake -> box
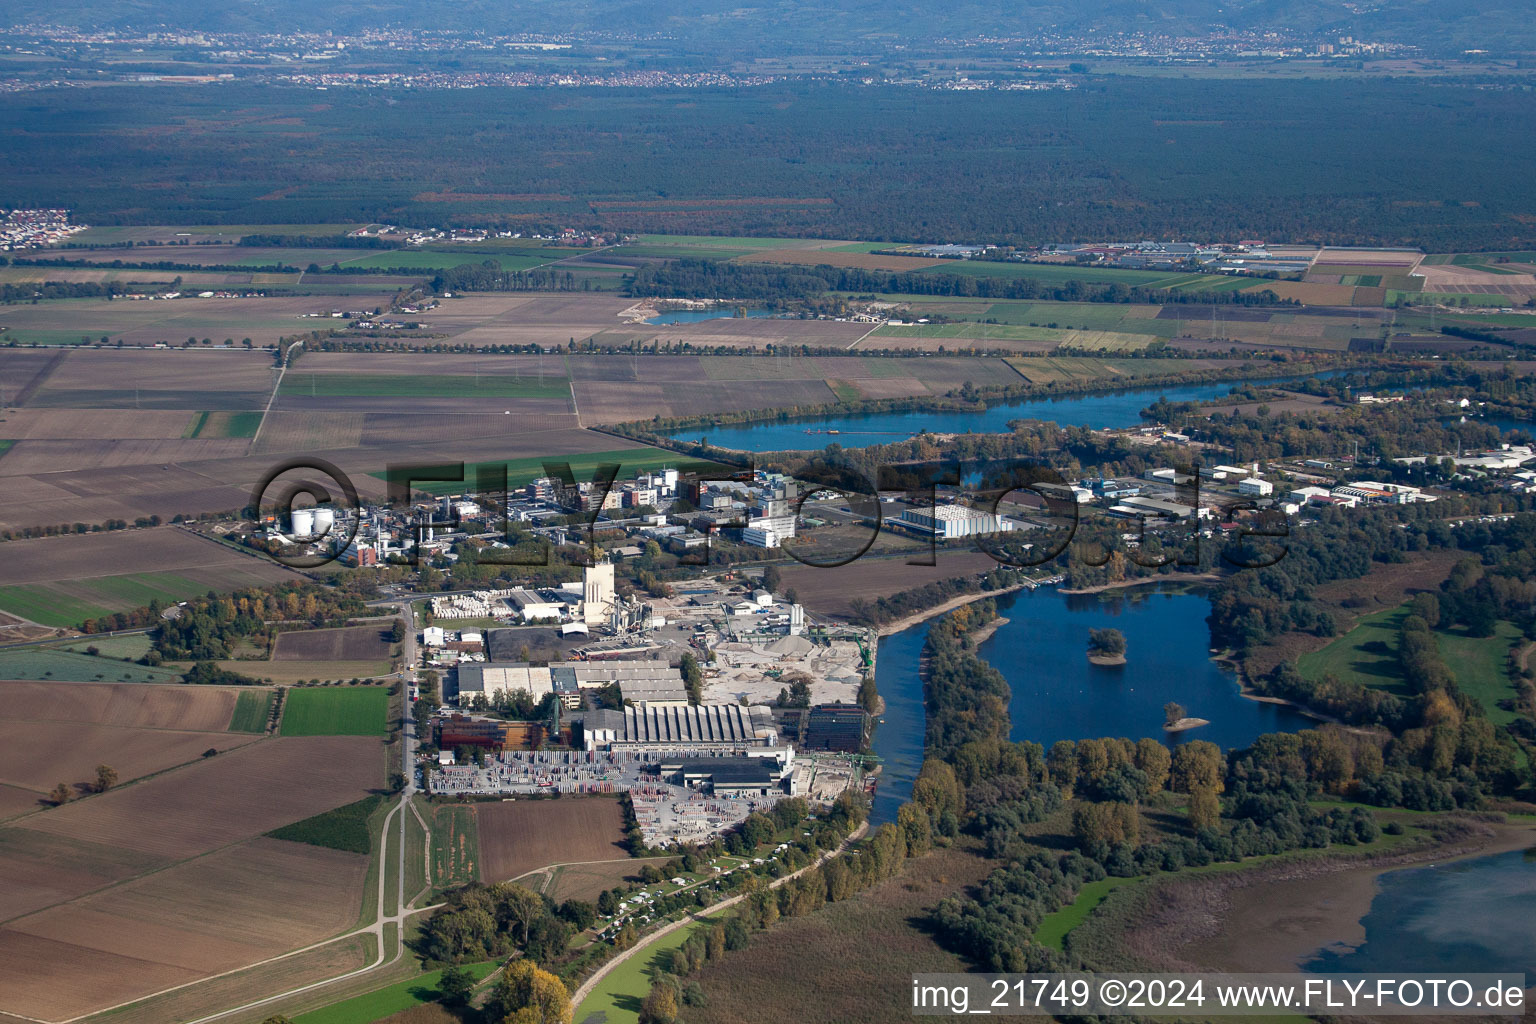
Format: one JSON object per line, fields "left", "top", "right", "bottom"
{"left": 1163, "top": 701, "right": 1210, "bottom": 733}
{"left": 1086, "top": 627, "right": 1127, "bottom": 666}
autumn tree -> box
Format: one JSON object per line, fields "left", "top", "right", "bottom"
{"left": 95, "top": 764, "right": 118, "bottom": 793}
{"left": 639, "top": 978, "right": 680, "bottom": 1024}
{"left": 50, "top": 781, "right": 72, "bottom": 805}
{"left": 491, "top": 960, "right": 571, "bottom": 1024}
{"left": 1132, "top": 738, "right": 1171, "bottom": 792}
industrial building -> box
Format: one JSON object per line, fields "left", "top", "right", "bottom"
{"left": 898, "top": 504, "right": 1014, "bottom": 539}
{"left": 579, "top": 703, "right": 780, "bottom": 753}
{"left": 457, "top": 658, "right": 688, "bottom": 708}
{"left": 437, "top": 715, "right": 546, "bottom": 751}
{"left": 661, "top": 756, "right": 787, "bottom": 797}
{"left": 801, "top": 703, "right": 869, "bottom": 752}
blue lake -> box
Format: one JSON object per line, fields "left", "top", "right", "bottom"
{"left": 1306, "top": 849, "right": 1536, "bottom": 975}
{"left": 868, "top": 584, "right": 1313, "bottom": 824}
{"left": 668, "top": 373, "right": 1346, "bottom": 452}
{"left": 645, "top": 308, "right": 776, "bottom": 325}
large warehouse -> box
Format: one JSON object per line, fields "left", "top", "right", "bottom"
{"left": 457, "top": 659, "right": 687, "bottom": 708}
{"left": 579, "top": 703, "right": 781, "bottom": 754}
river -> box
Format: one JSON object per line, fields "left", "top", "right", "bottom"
{"left": 1306, "top": 848, "right": 1536, "bottom": 975}
{"left": 868, "top": 584, "right": 1313, "bottom": 824}
{"left": 666, "top": 372, "right": 1345, "bottom": 452}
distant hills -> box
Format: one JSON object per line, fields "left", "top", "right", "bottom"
{"left": 7, "top": 0, "right": 1533, "bottom": 55}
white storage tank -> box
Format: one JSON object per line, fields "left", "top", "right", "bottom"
{"left": 290, "top": 507, "right": 316, "bottom": 538}
{"left": 311, "top": 507, "right": 336, "bottom": 537}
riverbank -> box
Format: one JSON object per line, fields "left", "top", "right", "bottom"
{"left": 874, "top": 584, "right": 1032, "bottom": 637}
{"left": 966, "top": 615, "right": 1009, "bottom": 647}
{"left": 1059, "top": 572, "right": 1220, "bottom": 596}
{"left": 1215, "top": 649, "right": 1356, "bottom": 728}
{"left": 1126, "top": 817, "right": 1536, "bottom": 975}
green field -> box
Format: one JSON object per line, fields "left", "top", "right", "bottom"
{"left": 229, "top": 689, "right": 276, "bottom": 732}
{"left": 0, "top": 440, "right": 13, "bottom": 458}
{"left": 981, "top": 301, "right": 1171, "bottom": 331}
{"left": 280, "top": 686, "right": 390, "bottom": 737}
{"left": 0, "top": 647, "right": 184, "bottom": 683}
{"left": 268, "top": 794, "right": 387, "bottom": 854}
{"left": 48, "top": 633, "right": 154, "bottom": 660}
{"left": 632, "top": 233, "right": 816, "bottom": 249}
{"left": 428, "top": 803, "right": 480, "bottom": 889}
{"left": 919, "top": 260, "right": 1198, "bottom": 288}
{"left": 1436, "top": 621, "right": 1524, "bottom": 727}
{"left": 0, "top": 571, "right": 208, "bottom": 627}
{"left": 1300, "top": 606, "right": 1525, "bottom": 723}
{"left": 1297, "top": 606, "right": 1412, "bottom": 695}
{"left": 377, "top": 447, "right": 722, "bottom": 495}
{"left": 186, "top": 410, "right": 264, "bottom": 438}
{"left": 576, "top": 911, "right": 732, "bottom": 1024}
{"left": 873, "top": 322, "right": 1066, "bottom": 341}
{"left": 280, "top": 373, "right": 570, "bottom": 400}
{"left": 290, "top": 961, "right": 497, "bottom": 1024}
{"left": 334, "top": 249, "right": 559, "bottom": 272}
{"left": 1034, "top": 877, "right": 1134, "bottom": 951}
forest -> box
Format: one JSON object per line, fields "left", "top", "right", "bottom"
{"left": 6, "top": 80, "right": 1536, "bottom": 250}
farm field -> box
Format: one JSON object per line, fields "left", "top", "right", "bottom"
{"left": 779, "top": 550, "right": 1001, "bottom": 620}
{"left": 0, "top": 529, "right": 299, "bottom": 625}
{"left": 0, "top": 837, "right": 369, "bottom": 1021}
{"left": 0, "top": 681, "right": 260, "bottom": 812}
{"left": 0, "top": 647, "right": 185, "bottom": 682}
{"left": 476, "top": 797, "right": 631, "bottom": 883}
{"left": 9, "top": 735, "right": 384, "bottom": 861}
{"left": 47, "top": 633, "right": 154, "bottom": 659}
{"left": 187, "top": 410, "right": 264, "bottom": 438}
{"left": 0, "top": 735, "right": 382, "bottom": 1019}
{"left": 0, "top": 296, "right": 336, "bottom": 348}
{"left": 735, "top": 248, "right": 946, "bottom": 271}
{"left": 273, "top": 624, "right": 395, "bottom": 663}
{"left": 220, "top": 659, "right": 398, "bottom": 685}
{"left": 288, "top": 962, "right": 498, "bottom": 1024}
{"left": 426, "top": 802, "right": 479, "bottom": 890}
{"left": 280, "top": 686, "right": 391, "bottom": 737}
{"left": 279, "top": 372, "right": 571, "bottom": 401}
{"left": 230, "top": 689, "right": 277, "bottom": 732}
{"left": 919, "top": 260, "right": 1197, "bottom": 288}
{"left": 73, "top": 933, "right": 374, "bottom": 1024}
{"left": 374, "top": 447, "right": 714, "bottom": 494}
{"left": 1003, "top": 355, "right": 1198, "bottom": 385}
{"left": 0, "top": 572, "right": 211, "bottom": 628}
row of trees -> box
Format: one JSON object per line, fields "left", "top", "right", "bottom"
{"left": 627, "top": 258, "right": 1285, "bottom": 308}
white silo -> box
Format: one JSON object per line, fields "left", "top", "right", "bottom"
{"left": 311, "top": 507, "right": 336, "bottom": 537}
{"left": 290, "top": 507, "right": 317, "bottom": 538}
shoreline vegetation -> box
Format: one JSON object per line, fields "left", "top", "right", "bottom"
{"left": 875, "top": 584, "right": 1032, "bottom": 637}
